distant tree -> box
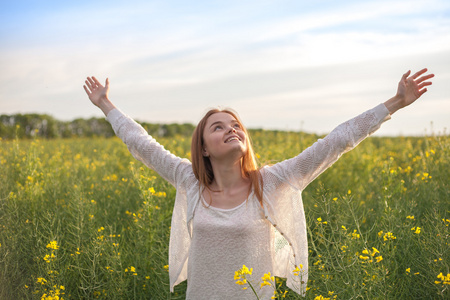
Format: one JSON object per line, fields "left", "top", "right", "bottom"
{"left": 0, "top": 114, "right": 195, "bottom": 139}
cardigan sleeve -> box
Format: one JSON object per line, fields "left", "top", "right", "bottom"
{"left": 265, "top": 103, "right": 391, "bottom": 191}
{"left": 106, "top": 108, "right": 192, "bottom": 187}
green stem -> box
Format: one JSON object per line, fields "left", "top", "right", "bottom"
{"left": 247, "top": 281, "right": 260, "bottom": 300}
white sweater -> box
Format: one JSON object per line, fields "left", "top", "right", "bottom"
{"left": 106, "top": 104, "right": 391, "bottom": 298}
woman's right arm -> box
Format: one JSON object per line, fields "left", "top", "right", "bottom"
{"left": 83, "top": 77, "right": 192, "bottom": 186}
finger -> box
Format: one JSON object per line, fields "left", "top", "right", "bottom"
{"left": 105, "top": 78, "right": 109, "bottom": 88}
{"left": 85, "top": 80, "right": 93, "bottom": 90}
{"left": 415, "top": 73, "right": 434, "bottom": 84}
{"left": 83, "top": 85, "right": 91, "bottom": 95}
{"left": 87, "top": 77, "right": 96, "bottom": 87}
{"left": 418, "top": 88, "right": 428, "bottom": 97}
{"left": 411, "top": 68, "right": 428, "bottom": 79}
{"left": 402, "top": 70, "right": 411, "bottom": 81}
{"left": 418, "top": 81, "right": 432, "bottom": 89}
{"left": 92, "top": 76, "right": 102, "bottom": 87}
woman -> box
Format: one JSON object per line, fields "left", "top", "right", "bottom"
{"left": 83, "top": 68, "right": 434, "bottom": 299}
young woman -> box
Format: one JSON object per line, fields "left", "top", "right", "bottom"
{"left": 83, "top": 68, "right": 434, "bottom": 299}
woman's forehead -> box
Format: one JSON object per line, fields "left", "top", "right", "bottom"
{"left": 205, "top": 112, "right": 239, "bottom": 125}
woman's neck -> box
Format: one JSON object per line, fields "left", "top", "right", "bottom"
{"left": 208, "top": 158, "right": 248, "bottom": 193}
{"left": 204, "top": 159, "right": 251, "bottom": 209}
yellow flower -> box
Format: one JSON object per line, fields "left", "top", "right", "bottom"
{"left": 351, "top": 230, "right": 360, "bottom": 239}
{"left": 383, "top": 232, "right": 396, "bottom": 241}
{"left": 46, "top": 241, "right": 59, "bottom": 250}
{"left": 241, "top": 265, "right": 252, "bottom": 275}
{"left": 406, "top": 215, "right": 415, "bottom": 220}
{"left": 261, "top": 272, "right": 274, "bottom": 282}
{"left": 234, "top": 265, "right": 254, "bottom": 290}
{"left": 375, "top": 256, "right": 383, "bottom": 263}
{"left": 314, "top": 295, "right": 331, "bottom": 300}
{"left": 359, "top": 255, "right": 369, "bottom": 260}
{"left": 436, "top": 272, "right": 450, "bottom": 285}
{"left": 43, "top": 253, "right": 56, "bottom": 263}
{"left": 369, "top": 248, "right": 378, "bottom": 258}
{"left": 293, "top": 264, "right": 303, "bottom": 276}
{"left": 411, "top": 227, "right": 421, "bottom": 234}
{"left": 234, "top": 265, "right": 252, "bottom": 280}
{"left": 406, "top": 268, "right": 411, "bottom": 273}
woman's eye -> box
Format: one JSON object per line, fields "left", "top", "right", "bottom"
{"left": 233, "top": 124, "right": 241, "bottom": 129}
{"left": 214, "top": 126, "right": 222, "bottom": 131}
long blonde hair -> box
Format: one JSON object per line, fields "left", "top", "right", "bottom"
{"left": 191, "top": 108, "right": 263, "bottom": 205}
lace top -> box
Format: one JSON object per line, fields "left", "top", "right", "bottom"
{"left": 106, "top": 103, "right": 391, "bottom": 298}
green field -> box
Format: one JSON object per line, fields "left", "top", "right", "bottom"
{"left": 0, "top": 130, "right": 449, "bottom": 299}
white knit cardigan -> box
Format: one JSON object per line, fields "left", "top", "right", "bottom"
{"left": 106, "top": 103, "right": 391, "bottom": 295}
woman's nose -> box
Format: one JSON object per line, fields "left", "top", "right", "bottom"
{"left": 229, "top": 127, "right": 237, "bottom": 133}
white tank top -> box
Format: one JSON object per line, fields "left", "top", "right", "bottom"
{"left": 186, "top": 193, "right": 274, "bottom": 299}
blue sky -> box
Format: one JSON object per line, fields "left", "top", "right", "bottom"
{"left": 1, "top": 0, "right": 449, "bottom": 136}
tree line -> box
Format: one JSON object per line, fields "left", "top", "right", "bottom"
{"left": 0, "top": 113, "right": 196, "bottom": 139}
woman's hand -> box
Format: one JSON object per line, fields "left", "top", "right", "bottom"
{"left": 384, "top": 68, "right": 434, "bottom": 114}
{"left": 83, "top": 76, "right": 116, "bottom": 116}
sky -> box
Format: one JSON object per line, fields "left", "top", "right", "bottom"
{"left": 1, "top": 0, "right": 449, "bottom": 136}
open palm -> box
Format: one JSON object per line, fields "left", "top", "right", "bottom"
{"left": 396, "top": 68, "right": 434, "bottom": 107}
{"left": 83, "top": 76, "right": 110, "bottom": 107}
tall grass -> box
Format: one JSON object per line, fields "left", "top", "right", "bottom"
{"left": 0, "top": 130, "right": 448, "bottom": 299}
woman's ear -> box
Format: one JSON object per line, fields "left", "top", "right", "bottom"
{"left": 203, "top": 149, "right": 209, "bottom": 157}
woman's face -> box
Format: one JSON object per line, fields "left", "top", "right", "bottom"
{"left": 202, "top": 112, "right": 247, "bottom": 161}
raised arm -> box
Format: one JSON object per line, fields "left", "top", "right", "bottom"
{"left": 265, "top": 68, "right": 434, "bottom": 191}
{"left": 82, "top": 76, "right": 192, "bottom": 187}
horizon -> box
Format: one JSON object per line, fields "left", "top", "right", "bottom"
{"left": 1, "top": 110, "right": 445, "bottom": 138}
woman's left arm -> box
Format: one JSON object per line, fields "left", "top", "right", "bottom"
{"left": 265, "top": 69, "right": 434, "bottom": 191}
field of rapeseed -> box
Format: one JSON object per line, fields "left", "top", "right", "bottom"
{"left": 0, "top": 129, "right": 448, "bottom": 299}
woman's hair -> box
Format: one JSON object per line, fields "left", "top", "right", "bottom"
{"left": 191, "top": 108, "right": 264, "bottom": 205}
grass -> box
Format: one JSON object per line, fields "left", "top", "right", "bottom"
{"left": 0, "top": 130, "right": 448, "bottom": 299}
